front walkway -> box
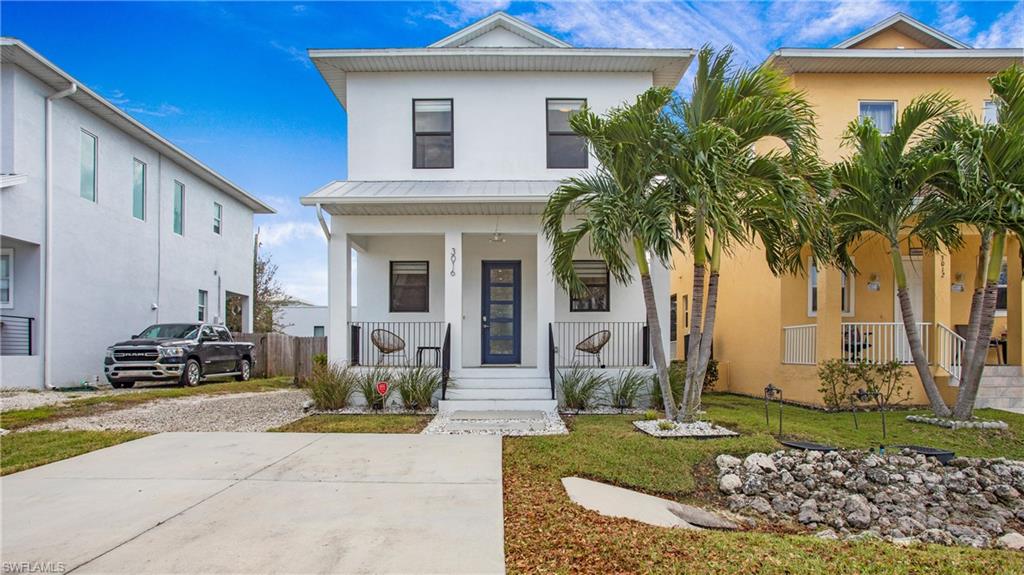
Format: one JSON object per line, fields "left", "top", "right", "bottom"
{"left": 1, "top": 432, "right": 505, "bottom": 574}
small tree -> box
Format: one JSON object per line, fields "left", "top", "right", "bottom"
{"left": 252, "top": 229, "right": 298, "bottom": 333}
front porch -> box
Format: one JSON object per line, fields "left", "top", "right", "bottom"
{"left": 320, "top": 213, "right": 669, "bottom": 409}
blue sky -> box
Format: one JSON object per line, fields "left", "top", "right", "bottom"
{"left": 3, "top": 1, "right": 1021, "bottom": 304}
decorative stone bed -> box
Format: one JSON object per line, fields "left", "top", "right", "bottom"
{"left": 906, "top": 414, "right": 1009, "bottom": 430}
{"left": 633, "top": 419, "right": 738, "bottom": 438}
{"left": 716, "top": 449, "right": 1024, "bottom": 549}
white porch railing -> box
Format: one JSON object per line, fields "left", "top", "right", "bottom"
{"left": 841, "top": 322, "right": 930, "bottom": 365}
{"left": 782, "top": 324, "right": 816, "bottom": 365}
{"left": 936, "top": 323, "right": 965, "bottom": 383}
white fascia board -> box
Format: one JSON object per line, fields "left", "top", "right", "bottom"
{"left": 308, "top": 46, "right": 695, "bottom": 61}
{"left": 833, "top": 13, "right": 971, "bottom": 50}
{"left": 428, "top": 12, "right": 571, "bottom": 49}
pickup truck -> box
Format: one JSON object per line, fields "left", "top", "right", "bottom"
{"left": 104, "top": 323, "right": 256, "bottom": 388}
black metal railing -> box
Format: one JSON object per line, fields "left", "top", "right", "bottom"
{"left": 349, "top": 321, "right": 447, "bottom": 367}
{"left": 548, "top": 323, "right": 556, "bottom": 399}
{"left": 551, "top": 321, "right": 650, "bottom": 368}
{"left": 0, "top": 315, "right": 34, "bottom": 356}
{"left": 441, "top": 324, "right": 451, "bottom": 400}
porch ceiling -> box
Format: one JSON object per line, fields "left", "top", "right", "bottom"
{"left": 301, "top": 180, "right": 559, "bottom": 215}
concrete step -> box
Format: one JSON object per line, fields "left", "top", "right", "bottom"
{"left": 454, "top": 368, "right": 545, "bottom": 379}
{"left": 445, "top": 387, "right": 551, "bottom": 400}
{"left": 454, "top": 377, "right": 551, "bottom": 389}
{"left": 977, "top": 396, "right": 1024, "bottom": 410}
{"left": 983, "top": 366, "right": 1023, "bottom": 377}
{"left": 438, "top": 399, "right": 557, "bottom": 412}
{"left": 977, "top": 385, "right": 1024, "bottom": 399}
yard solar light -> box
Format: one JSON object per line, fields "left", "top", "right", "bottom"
{"left": 764, "top": 383, "right": 783, "bottom": 435}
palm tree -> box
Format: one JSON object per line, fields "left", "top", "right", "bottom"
{"left": 830, "top": 93, "right": 962, "bottom": 418}
{"left": 665, "top": 47, "right": 831, "bottom": 422}
{"left": 928, "top": 65, "right": 1024, "bottom": 419}
{"left": 542, "top": 87, "right": 680, "bottom": 418}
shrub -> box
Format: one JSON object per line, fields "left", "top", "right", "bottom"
{"left": 643, "top": 409, "right": 661, "bottom": 421}
{"left": 865, "top": 360, "right": 911, "bottom": 407}
{"left": 357, "top": 366, "right": 394, "bottom": 409}
{"left": 606, "top": 369, "right": 646, "bottom": 409}
{"left": 648, "top": 368, "right": 684, "bottom": 410}
{"left": 657, "top": 420, "right": 676, "bottom": 431}
{"left": 306, "top": 362, "right": 358, "bottom": 410}
{"left": 559, "top": 365, "right": 607, "bottom": 411}
{"left": 817, "top": 358, "right": 863, "bottom": 411}
{"left": 395, "top": 366, "right": 444, "bottom": 410}
{"left": 312, "top": 353, "right": 328, "bottom": 368}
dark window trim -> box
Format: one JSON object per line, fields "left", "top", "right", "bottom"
{"left": 389, "top": 260, "right": 430, "bottom": 313}
{"left": 569, "top": 259, "right": 610, "bottom": 312}
{"left": 412, "top": 98, "right": 454, "bottom": 170}
{"left": 546, "top": 97, "right": 588, "bottom": 169}
{"left": 670, "top": 294, "right": 678, "bottom": 342}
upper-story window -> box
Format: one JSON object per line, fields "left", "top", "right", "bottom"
{"left": 213, "top": 202, "right": 223, "bottom": 235}
{"left": 0, "top": 248, "right": 12, "bottom": 308}
{"left": 570, "top": 260, "right": 609, "bottom": 311}
{"left": 547, "top": 99, "right": 588, "bottom": 169}
{"left": 413, "top": 99, "right": 453, "bottom": 169}
{"left": 859, "top": 101, "right": 896, "bottom": 135}
{"left": 173, "top": 181, "right": 185, "bottom": 235}
{"left": 984, "top": 100, "right": 1000, "bottom": 125}
{"left": 132, "top": 159, "right": 146, "bottom": 220}
{"left": 80, "top": 130, "right": 97, "bottom": 201}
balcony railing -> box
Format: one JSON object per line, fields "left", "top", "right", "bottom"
{"left": 0, "top": 315, "right": 34, "bottom": 356}
{"left": 551, "top": 321, "right": 649, "bottom": 368}
{"left": 349, "top": 321, "right": 447, "bottom": 367}
{"left": 936, "top": 323, "right": 965, "bottom": 383}
{"left": 782, "top": 324, "right": 816, "bottom": 365}
{"left": 842, "top": 322, "right": 930, "bottom": 365}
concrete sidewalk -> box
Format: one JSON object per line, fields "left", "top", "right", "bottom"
{"left": 1, "top": 432, "right": 504, "bottom": 574}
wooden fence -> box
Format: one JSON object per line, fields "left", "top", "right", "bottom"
{"left": 232, "top": 333, "right": 327, "bottom": 383}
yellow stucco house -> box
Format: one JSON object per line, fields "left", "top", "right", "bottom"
{"left": 670, "top": 14, "right": 1024, "bottom": 409}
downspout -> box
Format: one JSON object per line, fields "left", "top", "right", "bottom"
{"left": 315, "top": 202, "right": 331, "bottom": 240}
{"left": 43, "top": 81, "right": 77, "bottom": 389}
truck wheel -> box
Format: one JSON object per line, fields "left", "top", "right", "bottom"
{"left": 120, "top": 382, "right": 136, "bottom": 389}
{"left": 111, "top": 381, "right": 124, "bottom": 389}
{"left": 235, "top": 359, "right": 251, "bottom": 382}
{"left": 181, "top": 359, "right": 202, "bottom": 387}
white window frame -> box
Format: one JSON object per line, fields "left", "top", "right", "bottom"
{"left": 80, "top": 129, "right": 98, "bottom": 202}
{"left": 173, "top": 181, "right": 185, "bottom": 235}
{"left": 983, "top": 100, "right": 999, "bottom": 125}
{"left": 198, "top": 289, "right": 208, "bottom": 322}
{"left": 858, "top": 100, "right": 897, "bottom": 135}
{"left": 0, "top": 247, "right": 13, "bottom": 309}
{"left": 132, "top": 158, "right": 146, "bottom": 221}
{"left": 213, "top": 202, "right": 223, "bottom": 235}
{"left": 313, "top": 325, "right": 325, "bottom": 337}
{"left": 808, "top": 258, "right": 855, "bottom": 317}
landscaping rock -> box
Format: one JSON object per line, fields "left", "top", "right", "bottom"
{"left": 716, "top": 447, "right": 1024, "bottom": 549}
{"left": 997, "top": 532, "right": 1024, "bottom": 550}
{"left": 716, "top": 454, "right": 741, "bottom": 471}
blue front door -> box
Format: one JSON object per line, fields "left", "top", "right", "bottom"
{"left": 481, "top": 261, "right": 521, "bottom": 364}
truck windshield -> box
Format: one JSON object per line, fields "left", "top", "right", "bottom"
{"left": 136, "top": 324, "right": 201, "bottom": 339}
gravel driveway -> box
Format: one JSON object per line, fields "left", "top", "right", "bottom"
{"left": 26, "top": 390, "right": 309, "bottom": 433}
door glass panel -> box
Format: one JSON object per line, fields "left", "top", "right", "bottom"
{"left": 490, "top": 304, "right": 514, "bottom": 319}
{"left": 490, "top": 323, "right": 513, "bottom": 336}
{"left": 489, "top": 340, "right": 514, "bottom": 355}
{"left": 490, "top": 268, "right": 513, "bottom": 283}
{"left": 490, "top": 286, "right": 514, "bottom": 301}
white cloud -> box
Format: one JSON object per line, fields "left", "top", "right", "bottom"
{"left": 788, "top": 0, "right": 905, "bottom": 42}
{"left": 270, "top": 40, "right": 312, "bottom": 69}
{"left": 424, "top": 0, "right": 512, "bottom": 27}
{"left": 279, "top": 265, "right": 328, "bottom": 306}
{"left": 258, "top": 221, "right": 324, "bottom": 247}
{"left": 974, "top": 0, "right": 1024, "bottom": 48}
{"left": 936, "top": 2, "right": 975, "bottom": 40}
{"left": 105, "top": 89, "right": 183, "bottom": 117}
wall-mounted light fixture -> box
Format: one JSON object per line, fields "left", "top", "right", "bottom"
{"left": 867, "top": 274, "right": 881, "bottom": 292}
{"left": 951, "top": 272, "right": 965, "bottom": 293}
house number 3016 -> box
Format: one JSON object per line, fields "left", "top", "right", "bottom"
{"left": 450, "top": 248, "right": 457, "bottom": 277}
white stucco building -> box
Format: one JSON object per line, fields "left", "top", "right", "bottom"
{"left": 0, "top": 39, "right": 274, "bottom": 389}
{"left": 277, "top": 303, "right": 330, "bottom": 338}
{"left": 301, "top": 13, "right": 692, "bottom": 409}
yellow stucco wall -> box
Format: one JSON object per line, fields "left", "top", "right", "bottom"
{"left": 669, "top": 27, "right": 1020, "bottom": 407}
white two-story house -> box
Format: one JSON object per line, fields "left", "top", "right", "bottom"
{"left": 301, "top": 13, "right": 692, "bottom": 410}
{"left": 0, "top": 39, "right": 275, "bottom": 389}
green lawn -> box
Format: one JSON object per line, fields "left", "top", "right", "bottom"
{"left": 0, "top": 378, "right": 294, "bottom": 430}
{"left": 272, "top": 414, "right": 432, "bottom": 433}
{"left": 504, "top": 394, "right": 1024, "bottom": 574}
{"left": 1, "top": 431, "right": 147, "bottom": 475}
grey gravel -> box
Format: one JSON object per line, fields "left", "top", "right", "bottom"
{"left": 26, "top": 390, "right": 310, "bottom": 433}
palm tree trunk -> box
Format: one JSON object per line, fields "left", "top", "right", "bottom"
{"left": 892, "top": 248, "right": 951, "bottom": 417}
{"left": 634, "top": 238, "right": 676, "bottom": 420}
{"left": 680, "top": 222, "right": 707, "bottom": 422}
{"left": 691, "top": 236, "right": 721, "bottom": 415}
{"left": 953, "top": 232, "right": 1005, "bottom": 420}
{"left": 960, "top": 230, "right": 992, "bottom": 387}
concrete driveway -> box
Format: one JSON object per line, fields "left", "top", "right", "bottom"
{"left": 1, "top": 433, "right": 504, "bottom": 574}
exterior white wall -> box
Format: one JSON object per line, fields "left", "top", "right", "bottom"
{"left": 277, "top": 305, "right": 329, "bottom": 337}
{"left": 346, "top": 71, "right": 653, "bottom": 181}
{"left": 0, "top": 64, "right": 259, "bottom": 388}
{"left": 353, "top": 235, "right": 445, "bottom": 323}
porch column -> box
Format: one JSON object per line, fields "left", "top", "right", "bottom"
{"left": 444, "top": 231, "right": 463, "bottom": 371}
{"left": 923, "top": 248, "right": 952, "bottom": 363}
{"left": 537, "top": 232, "right": 556, "bottom": 374}
{"left": 1007, "top": 235, "right": 1023, "bottom": 365}
{"left": 815, "top": 266, "right": 843, "bottom": 362}
{"left": 327, "top": 225, "right": 351, "bottom": 364}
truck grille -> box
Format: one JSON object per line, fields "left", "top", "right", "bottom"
{"left": 113, "top": 348, "right": 159, "bottom": 362}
